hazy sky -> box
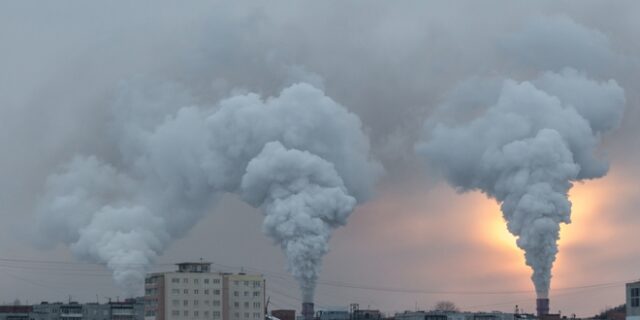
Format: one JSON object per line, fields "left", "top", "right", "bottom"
{"left": 1, "top": 1, "right": 639, "bottom": 317}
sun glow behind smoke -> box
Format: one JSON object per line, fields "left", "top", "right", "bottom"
{"left": 477, "top": 168, "right": 626, "bottom": 289}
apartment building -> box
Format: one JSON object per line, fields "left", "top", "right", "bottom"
{"left": 145, "top": 262, "right": 265, "bottom": 320}
{"left": 628, "top": 281, "right": 640, "bottom": 320}
{"left": 0, "top": 306, "right": 31, "bottom": 320}
{"left": 225, "top": 273, "right": 265, "bottom": 320}
{"left": 30, "top": 299, "right": 144, "bottom": 320}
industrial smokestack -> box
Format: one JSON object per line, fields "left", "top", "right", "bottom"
{"left": 302, "top": 303, "right": 314, "bottom": 320}
{"left": 536, "top": 298, "right": 549, "bottom": 317}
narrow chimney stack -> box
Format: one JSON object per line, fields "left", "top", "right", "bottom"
{"left": 302, "top": 303, "right": 314, "bottom": 320}
{"left": 536, "top": 298, "right": 549, "bottom": 318}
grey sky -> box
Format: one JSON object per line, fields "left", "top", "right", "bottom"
{"left": 0, "top": 1, "right": 638, "bottom": 316}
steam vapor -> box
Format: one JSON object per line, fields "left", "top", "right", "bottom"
{"left": 35, "top": 82, "right": 381, "bottom": 299}
{"left": 417, "top": 15, "right": 626, "bottom": 298}
{"left": 417, "top": 69, "right": 625, "bottom": 297}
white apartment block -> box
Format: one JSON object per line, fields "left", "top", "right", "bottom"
{"left": 226, "top": 273, "right": 265, "bottom": 320}
{"left": 628, "top": 281, "right": 640, "bottom": 320}
{"left": 145, "top": 262, "right": 265, "bottom": 320}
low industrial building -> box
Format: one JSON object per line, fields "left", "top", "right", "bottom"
{"left": 272, "top": 309, "right": 296, "bottom": 320}
{"left": 317, "top": 308, "right": 349, "bottom": 320}
{"left": 395, "top": 311, "right": 517, "bottom": 320}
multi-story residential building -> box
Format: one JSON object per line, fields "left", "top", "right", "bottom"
{"left": 0, "top": 305, "right": 32, "bottom": 320}
{"left": 84, "top": 299, "right": 145, "bottom": 320}
{"left": 225, "top": 273, "right": 265, "bottom": 320}
{"left": 628, "top": 281, "right": 640, "bottom": 320}
{"left": 144, "top": 262, "right": 265, "bottom": 320}
{"left": 31, "top": 299, "right": 144, "bottom": 320}
{"left": 32, "top": 302, "right": 84, "bottom": 320}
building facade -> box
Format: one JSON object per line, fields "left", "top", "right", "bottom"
{"left": 30, "top": 299, "right": 144, "bottom": 320}
{"left": 271, "top": 310, "right": 295, "bottom": 320}
{"left": 144, "top": 262, "right": 265, "bottom": 320}
{"left": 0, "top": 306, "right": 32, "bottom": 320}
{"left": 225, "top": 273, "right": 265, "bottom": 320}
{"left": 395, "top": 312, "right": 516, "bottom": 320}
{"left": 32, "top": 302, "right": 83, "bottom": 320}
{"left": 317, "top": 310, "right": 348, "bottom": 320}
{"left": 627, "top": 281, "right": 640, "bottom": 320}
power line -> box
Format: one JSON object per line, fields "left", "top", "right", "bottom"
{"left": 211, "top": 261, "right": 635, "bottom": 296}
{"left": 0, "top": 256, "right": 634, "bottom": 298}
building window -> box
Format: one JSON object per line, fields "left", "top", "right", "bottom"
{"left": 253, "top": 291, "right": 260, "bottom": 297}
{"left": 205, "top": 289, "right": 210, "bottom": 294}
{"left": 194, "top": 289, "right": 199, "bottom": 294}
{"left": 253, "top": 302, "right": 261, "bottom": 309}
{"left": 234, "top": 302, "right": 240, "bottom": 308}
{"left": 172, "top": 278, "right": 180, "bottom": 283}
{"left": 194, "top": 300, "right": 199, "bottom": 306}
{"left": 234, "top": 291, "right": 239, "bottom": 297}
{"left": 214, "top": 311, "right": 221, "bottom": 319}
{"left": 183, "top": 278, "right": 189, "bottom": 283}
{"left": 244, "top": 291, "right": 249, "bottom": 297}
{"left": 205, "top": 311, "right": 210, "bottom": 317}
{"left": 214, "top": 279, "right": 220, "bottom": 284}
{"left": 253, "top": 281, "right": 261, "bottom": 287}
{"left": 205, "top": 279, "right": 210, "bottom": 284}
{"left": 244, "top": 281, "right": 249, "bottom": 286}
{"left": 213, "top": 300, "right": 220, "bottom": 306}
{"left": 184, "top": 310, "right": 189, "bottom": 316}
{"left": 184, "top": 300, "right": 189, "bottom": 306}
{"left": 184, "top": 289, "right": 189, "bottom": 294}
{"left": 214, "top": 289, "right": 220, "bottom": 295}
{"left": 254, "top": 313, "right": 261, "bottom": 318}
{"left": 195, "top": 311, "right": 200, "bottom": 317}
{"left": 632, "top": 287, "right": 640, "bottom": 307}
{"left": 234, "top": 281, "right": 239, "bottom": 286}
{"left": 245, "top": 312, "right": 250, "bottom": 318}
{"left": 244, "top": 302, "right": 249, "bottom": 308}
{"left": 172, "top": 311, "right": 179, "bottom": 316}
{"left": 194, "top": 279, "right": 199, "bottom": 284}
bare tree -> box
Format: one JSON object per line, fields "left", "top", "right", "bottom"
{"left": 433, "top": 301, "right": 459, "bottom": 312}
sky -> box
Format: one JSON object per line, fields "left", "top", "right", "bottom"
{"left": 1, "top": 1, "right": 639, "bottom": 317}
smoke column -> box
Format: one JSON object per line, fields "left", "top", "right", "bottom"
{"left": 35, "top": 82, "right": 381, "bottom": 298}
{"left": 416, "top": 69, "right": 625, "bottom": 298}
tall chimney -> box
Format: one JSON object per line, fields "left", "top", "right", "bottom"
{"left": 302, "top": 303, "right": 314, "bottom": 320}
{"left": 536, "top": 298, "right": 549, "bottom": 317}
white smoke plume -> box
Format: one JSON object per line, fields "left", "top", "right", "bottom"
{"left": 35, "top": 82, "right": 381, "bottom": 298}
{"left": 417, "top": 69, "right": 625, "bottom": 298}
{"left": 241, "top": 141, "right": 357, "bottom": 302}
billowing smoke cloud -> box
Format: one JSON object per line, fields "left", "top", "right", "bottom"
{"left": 417, "top": 68, "right": 625, "bottom": 297}
{"left": 501, "top": 15, "right": 618, "bottom": 75}
{"left": 241, "top": 142, "right": 357, "bottom": 302}
{"left": 35, "top": 82, "right": 381, "bottom": 298}
{"left": 417, "top": 14, "right": 627, "bottom": 298}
